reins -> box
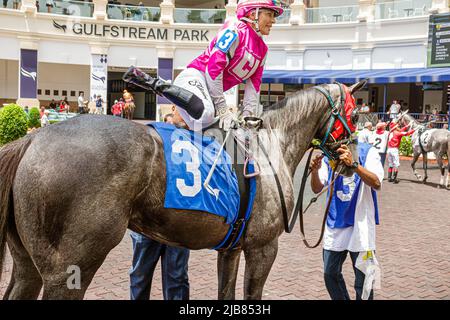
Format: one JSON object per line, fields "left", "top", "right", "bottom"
{"left": 256, "top": 83, "right": 357, "bottom": 249}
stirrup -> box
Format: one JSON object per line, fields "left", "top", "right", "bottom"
{"left": 243, "top": 156, "right": 261, "bottom": 178}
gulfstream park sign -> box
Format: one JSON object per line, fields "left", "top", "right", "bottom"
{"left": 52, "top": 20, "right": 210, "bottom": 42}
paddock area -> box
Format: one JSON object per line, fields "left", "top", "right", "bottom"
{"left": 1, "top": 158, "right": 449, "bottom": 300}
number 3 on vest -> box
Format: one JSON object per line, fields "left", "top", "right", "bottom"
{"left": 216, "top": 29, "right": 237, "bottom": 53}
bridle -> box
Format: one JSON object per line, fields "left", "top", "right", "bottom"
{"left": 257, "top": 82, "right": 358, "bottom": 248}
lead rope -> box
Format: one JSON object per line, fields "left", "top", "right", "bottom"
{"left": 256, "top": 139, "right": 342, "bottom": 248}
{"left": 298, "top": 154, "right": 343, "bottom": 249}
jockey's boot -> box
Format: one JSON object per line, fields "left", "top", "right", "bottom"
{"left": 123, "top": 66, "right": 204, "bottom": 119}
{"left": 393, "top": 171, "right": 400, "bottom": 184}
{"left": 388, "top": 170, "right": 393, "bottom": 182}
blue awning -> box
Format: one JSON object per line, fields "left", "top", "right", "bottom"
{"left": 262, "top": 68, "right": 450, "bottom": 84}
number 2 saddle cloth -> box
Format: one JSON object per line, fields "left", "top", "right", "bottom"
{"left": 148, "top": 122, "right": 256, "bottom": 250}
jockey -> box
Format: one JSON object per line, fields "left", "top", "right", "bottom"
{"left": 387, "top": 122, "right": 415, "bottom": 183}
{"left": 368, "top": 122, "right": 389, "bottom": 166}
{"left": 126, "top": 0, "right": 283, "bottom": 131}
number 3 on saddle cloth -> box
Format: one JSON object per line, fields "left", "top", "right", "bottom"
{"left": 148, "top": 122, "right": 257, "bottom": 251}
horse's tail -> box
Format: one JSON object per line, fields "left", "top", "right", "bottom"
{"left": 0, "top": 134, "right": 34, "bottom": 282}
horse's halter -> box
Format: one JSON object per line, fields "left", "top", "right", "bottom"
{"left": 313, "top": 83, "right": 358, "bottom": 161}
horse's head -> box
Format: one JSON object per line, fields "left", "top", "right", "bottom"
{"left": 395, "top": 109, "right": 411, "bottom": 128}
{"left": 314, "top": 80, "right": 367, "bottom": 177}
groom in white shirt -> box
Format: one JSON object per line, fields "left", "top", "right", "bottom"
{"left": 310, "top": 142, "right": 384, "bottom": 300}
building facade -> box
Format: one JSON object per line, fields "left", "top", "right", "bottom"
{"left": 1, "top": 0, "right": 449, "bottom": 120}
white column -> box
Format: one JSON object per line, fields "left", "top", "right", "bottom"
{"left": 430, "top": 0, "right": 449, "bottom": 14}
{"left": 357, "top": 0, "right": 375, "bottom": 23}
{"left": 289, "top": 0, "right": 306, "bottom": 25}
{"left": 93, "top": 0, "right": 108, "bottom": 20}
{"left": 160, "top": 0, "right": 175, "bottom": 24}
{"left": 226, "top": 0, "right": 237, "bottom": 19}
{"left": 20, "top": 0, "right": 37, "bottom": 15}
{"left": 89, "top": 45, "right": 109, "bottom": 114}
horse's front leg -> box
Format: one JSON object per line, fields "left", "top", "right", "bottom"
{"left": 243, "top": 239, "right": 278, "bottom": 300}
{"left": 217, "top": 248, "right": 242, "bottom": 300}
{"left": 411, "top": 152, "right": 422, "bottom": 180}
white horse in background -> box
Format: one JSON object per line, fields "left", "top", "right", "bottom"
{"left": 398, "top": 112, "right": 450, "bottom": 189}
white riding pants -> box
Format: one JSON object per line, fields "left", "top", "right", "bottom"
{"left": 173, "top": 68, "right": 216, "bottom": 131}
{"left": 387, "top": 147, "right": 400, "bottom": 168}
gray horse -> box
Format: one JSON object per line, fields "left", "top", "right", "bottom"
{"left": 398, "top": 112, "right": 450, "bottom": 188}
{"left": 0, "top": 81, "right": 365, "bottom": 300}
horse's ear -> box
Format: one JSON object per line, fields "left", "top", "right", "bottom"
{"left": 349, "top": 80, "right": 368, "bottom": 95}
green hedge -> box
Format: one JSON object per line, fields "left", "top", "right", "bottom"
{"left": 28, "top": 107, "right": 41, "bottom": 128}
{"left": 0, "top": 104, "right": 29, "bottom": 146}
{"left": 399, "top": 136, "right": 413, "bottom": 156}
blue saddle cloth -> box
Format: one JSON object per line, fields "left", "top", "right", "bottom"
{"left": 149, "top": 122, "right": 240, "bottom": 225}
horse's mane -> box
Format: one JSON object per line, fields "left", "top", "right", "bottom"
{"left": 261, "top": 85, "right": 330, "bottom": 130}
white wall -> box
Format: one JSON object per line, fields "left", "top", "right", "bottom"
{"left": 37, "top": 63, "right": 90, "bottom": 102}
{"left": 304, "top": 49, "right": 353, "bottom": 69}
{"left": 372, "top": 45, "right": 426, "bottom": 69}
{"left": 266, "top": 50, "right": 288, "bottom": 69}
{"left": 39, "top": 41, "right": 91, "bottom": 65}
{"left": 108, "top": 46, "right": 158, "bottom": 68}
{"left": 0, "top": 59, "right": 18, "bottom": 100}
{"left": 173, "top": 49, "right": 202, "bottom": 69}
{"left": 0, "top": 37, "right": 19, "bottom": 61}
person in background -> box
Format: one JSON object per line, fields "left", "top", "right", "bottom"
{"left": 3, "top": 0, "right": 8, "bottom": 9}
{"left": 58, "top": 100, "right": 65, "bottom": 113}
{"left": 96, "top": 95, "right": 104, "bottom": 115}
{"left": 360, "top": 103, "right": 370, "bottom": 113}
{"left": 387, "top": 122, "right": 415, "bottom": 183}
{"left": 388, "top": 100, "right": 401, "bottom": 120}
{"left": 24, "top": 106, "right": 29, "bottom": 114}
{"left": 369, "top": 122, "right": 389, "bottom": 166}
{"left": 39, "top": 106, "right": 45, "bottom": 118}
{"left": 118, "top": 98, "right": 125, "bottom": 117}
{"left": 49, "top": 99, "right": 57, "bottom": 110}
{"left": 128, "top": 109, "right": 190, "bottom": 300}
{"left": 111, "top": 100, "right": 122, "bottom": 117}
{"left": 78, "top": 92, "right": 87, "bottom": 114}
{"left": 358, "top": 122, "right": 373, "bottom": 144}
{"left": 41, "top": 110, "right": 50, "bottom": 127}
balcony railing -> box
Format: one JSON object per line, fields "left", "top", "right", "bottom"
{"left": 306, "top": 5, "right": 359, "bottom": 23}
{"left": 107, "top": 4, "right": 160, "bottom": 21}
{"left": 374, "top": 0, "right": 432, "bottom": 20}
{"left": 2, "top": 0, "right": 21, "bottom": 9}
{"left": 276, "top": 8, "right": 291, "bottom": 24}
{"left": 37, "top": 0, "right": 93, "bottom": 17}
{"left": 174, "top": 8, "right": 226, "bottom": 24}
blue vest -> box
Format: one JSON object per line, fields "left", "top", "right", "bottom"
{"left": 325, "top": 143, "right": 380, "bottom": 229}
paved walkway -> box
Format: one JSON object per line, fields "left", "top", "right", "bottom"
{"left": 1, "top": 159, "right": 449, "bottom": 299}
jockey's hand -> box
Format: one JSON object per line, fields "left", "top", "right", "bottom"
{"left": 218, "top": 108, "right": 238, "bottom": 131}
{"left": 310, "top": 154, "right": 324, "bottom": 173}
{"left": 337, "top": 144, "right": 353, "bottom": 167}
